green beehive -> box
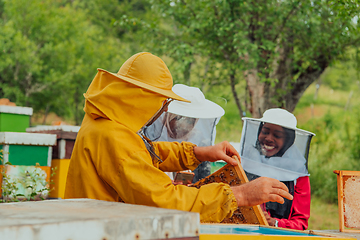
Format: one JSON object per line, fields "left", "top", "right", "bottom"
{"left": 0, "top": 132, "right": 57, "bottom": 200}
{"left": 0, "top": 132, "right": 56, "bottom": 166}
{"left": 0, "top": 106, "right": 33, "bottom": 132}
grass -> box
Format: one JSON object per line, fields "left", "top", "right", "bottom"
{"left": 309, "top": 196, "right": 339, "bottom": 230}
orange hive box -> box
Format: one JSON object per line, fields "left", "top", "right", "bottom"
{"left": 334, "top": 170, "right": 360, "bottom": 233}
{"left": 191, "top": 157, "right": 268, "bottom": 225}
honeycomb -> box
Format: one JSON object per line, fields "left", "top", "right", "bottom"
{"left": 344, "top": 176, "right": 360, "bottom": 229}
{"left": 191, "top": 162, "right": 267, "bottom": 225}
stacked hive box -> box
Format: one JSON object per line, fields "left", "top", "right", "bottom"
{"left": 26, "top": 125, "right": 80, "bottom": 198}
{"left": 0, "top": 199, "right": 200, "bottom": 240}
{"left": 0, "top": 106, "right": 56, "bottom": 200}
{"left": 0, "top": 105, "right": 32, "bottom": 132}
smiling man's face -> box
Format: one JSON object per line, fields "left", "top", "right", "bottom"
{"left": 258, "top": 123, "right": 286, "bottom": 157}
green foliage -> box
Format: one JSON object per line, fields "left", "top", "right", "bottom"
{"left": 131, "top": 0, "right": 360, "bottom": 115}
{"left": 321, "top": 49, "right": 360, "bottom": 91}
{"left": 1, "top": 149, "right": 56, "bottom": 202}
{"left": 308, "top": 196, "right": 338, "bottom": 230}
{"left": 215, "top": 98, "right": 243, "bottom": 143}
{"left": 0, "top": 162, "right": 55, "bottom": 203}
{"left": 208, "top": 84, "right": 245, "bottom": 143}
{"left": 1, "top": 168, "right": 22, "bottom": 202}
{"left": 297, "top": 87, "right": 360, "bottom": 204}
{"left": 0, "top": 0, "right": 126, "bottom": 125}
{"left": 2, "top": 0, "right": 360, "bottom": 123}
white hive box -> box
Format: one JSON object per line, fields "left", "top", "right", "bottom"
{"left": 26, "top": 125, "right": 81, "bottom": 198}
{"left": 0, "top": 132, "right": 57, "bottom": 199}
{"left": 0, "top": 105, "right": 33, "bottom": 132}
{"left": 0, "top": 199, "right": 200, "bottom": 240}
{"left": 26, "top": 125, "right": 80, "bottom": 159}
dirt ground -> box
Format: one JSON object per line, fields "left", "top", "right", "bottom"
{"left": 30, "top": 112, "right": 75, "bottom": 126}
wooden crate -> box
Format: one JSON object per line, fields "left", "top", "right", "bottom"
{"left": 26, "top": 125, "right": 80, "bottom": 159}
{"left": 0, "top": 106, "right": 33, "bottom": 132}
{"left": 333, "top": 170, "right": 360, "bottom": 233}
{"left": 191, "top": 159, "right": 268, "bottom": 225}
{"left": 26, "top": 126, "right": 79, "bottom": 199}
{"left": 49, "top": 158, "right": 71, "bottom": 198}
{"left": 0, "top": 132, "right": 56, "bottom": 167}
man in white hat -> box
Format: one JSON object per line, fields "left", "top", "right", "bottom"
{"left": 144, "top": 84, "right": 225, "bottom": 183}
{"left": 65, "top": 52, "right": 293, "bottom": 223}
{"left": 240, "top": 108, "right": 315, "bottom": 229}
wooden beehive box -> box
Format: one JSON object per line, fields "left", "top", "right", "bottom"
{"left": 0, "top": 132, "right": 56, "bottom": 200}
{"left": 26, "top": 125, "right": 80, "bottom": 199}
{"left": 0, "top": 105, "right": 33, "bottom": 132}
{"left": 334, "top": 170, "right": 360, "bottom": 233}
{"left": 191, "top": 159, "right": 268, "bottom": 225}
{"left": 26, "top": 125, "right": 80, "bottom": 159}
{"left": 0, "top": 132, "right": 56, "bottom": 167}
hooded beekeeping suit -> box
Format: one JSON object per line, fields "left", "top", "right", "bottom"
{"left": 64, "top": 52, "right": 238, "bottom": 222}
{"left": 240, "top": 108, "right": 315, "bottom": 230}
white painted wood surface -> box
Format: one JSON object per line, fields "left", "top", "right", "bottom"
{"left": 0, "top": 198, "right": 200, "bottom": 240}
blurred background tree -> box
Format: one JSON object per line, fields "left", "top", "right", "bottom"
{"left": 0, "top": 0, "right": 125, "bottom": 125}
{"left": 119, "top": 0, "right": 360, "bottom": 118}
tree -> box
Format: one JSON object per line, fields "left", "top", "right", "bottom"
{"left": 130, "top": 0, "right": 360, "bottom": 117}
{"left": 0, "top": 0, "right": 125, "bottom": 125}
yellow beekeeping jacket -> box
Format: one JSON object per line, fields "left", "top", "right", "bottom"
{"left": 64, "top": 69, "right": 237, "bottom": 222}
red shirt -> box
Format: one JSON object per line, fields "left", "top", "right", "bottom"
{"left": 274, "top": 176, "right": 311, "bottom": 230}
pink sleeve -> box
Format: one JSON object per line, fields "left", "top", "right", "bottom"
{"left": 276, "top": 176, "right": 311, "bottom": 230}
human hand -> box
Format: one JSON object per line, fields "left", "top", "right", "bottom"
{"left": 172, "top": 180, "right": 191, "bottom": 186}
{"left": 230, "top": 177, "right": 293, "bottom": 207}
{"left": 172, "top": 171, "right": 194, "bottom": 186}
{"left": 263, "top": 211, "right": 277, "bottom": 226}
{"left": 193, "top": 141, "right": 240, "bottom": 166}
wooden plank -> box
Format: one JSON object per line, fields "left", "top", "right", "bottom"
{"left": 0, "top": 199, "right": 200, "bottom": 240}
{"left": 339, "top": 170, "right": 345, "bottom": 232}
{"left": 191, "top": 156, "right": 268, "bottom": 225}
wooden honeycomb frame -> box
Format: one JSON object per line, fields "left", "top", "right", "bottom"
{"left": 334, "top": 170, "right": 360, "bottom": 233}
{"left": 191, "top": 160, "right": 268, "bottom": 225}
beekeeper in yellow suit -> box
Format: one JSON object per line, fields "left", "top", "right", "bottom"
{"left": 65, "top": 52, "right": 292, "bottom": 222}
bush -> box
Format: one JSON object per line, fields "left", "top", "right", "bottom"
{"left": 301, "top": 109, "right": 360, "bottom": 203}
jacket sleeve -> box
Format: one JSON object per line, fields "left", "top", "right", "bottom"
{"left": 96, "top": 131, "right": 238, "bottom": 223}
{"left": 276, "top": 176, "right": 311, "bottom": 230}
{"left": 154, "top": 141, "right": 202, "bottom": 172}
